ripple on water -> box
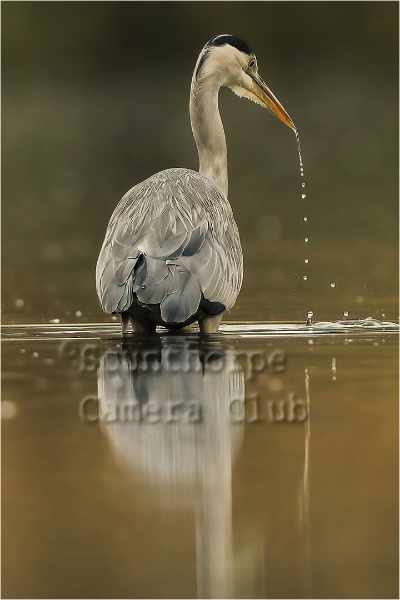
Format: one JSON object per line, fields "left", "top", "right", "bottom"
{"left": 1, "top": 318, "right": 398, "bottom": 341}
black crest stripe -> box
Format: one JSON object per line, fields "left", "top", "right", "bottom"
{"left": 208, "top": 34, "right": 253, "bottom": 55}
{"left": 196, "top": 35, "right": 253, "bottom": 79}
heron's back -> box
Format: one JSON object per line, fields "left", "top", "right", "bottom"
{"left": 96, "top": 168, "right": 243, "bottom": 326}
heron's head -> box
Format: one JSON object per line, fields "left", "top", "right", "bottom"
{"left": 195, "top": 34, "right": 296, "bottom": 132}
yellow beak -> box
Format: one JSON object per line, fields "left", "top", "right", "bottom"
{"left": 250, "top": 72, "right": 296, "bottom": 132}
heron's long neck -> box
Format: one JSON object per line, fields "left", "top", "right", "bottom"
{"left": 190, "top": 77, "right": 228, "bottom": 198}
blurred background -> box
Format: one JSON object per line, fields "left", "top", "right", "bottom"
{"left": 2, "top": 1, "right": 398, "bottom": 324}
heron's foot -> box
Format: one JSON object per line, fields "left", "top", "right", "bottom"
{"left": 121, "top": 314, "right": 156, "bottom": 335}
{"left": 198, "top": 313, "right": 224, "bottom": 334}
{"left": 121, "top": 314, "right": 131, "bottom": 335}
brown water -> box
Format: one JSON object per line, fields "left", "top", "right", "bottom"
{"left": 2, "top": 321, "right": 398, "bottom": 598}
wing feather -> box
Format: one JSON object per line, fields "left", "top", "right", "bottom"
{"left": 96, "top": 168, "right": 243, "bottom": 318}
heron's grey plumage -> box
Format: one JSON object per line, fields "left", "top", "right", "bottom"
{"left": 96, "top": 34, "right": 295, "bottom": 331}
{"left": 96, "top": 168, "right": 243, "bottom": 325}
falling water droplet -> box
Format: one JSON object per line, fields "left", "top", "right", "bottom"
{"left": 343, "top": 311, "right": 349, "bottom": 318}
{"left": 15, "top": 298, "right": 24, "bottom": 309}
{"left": 32, "top": 352, "right": 39, "bottom": 359}
{"left": 50, "top": 318, "right": 60, "bottom": 324}
{"left": 296, "top": 143, "right": 305, "bottom": 179}
{"left": 330, "top": 281, "right": 336, "bottom": 288}
{"left": 295, "top": 131, "right": 312, "bottom": 289}
{"left": 306, "top": 310, "right": 314, "bottom": 325}
{"left": 75, "top": 310, "right": 82, "bottom": 318}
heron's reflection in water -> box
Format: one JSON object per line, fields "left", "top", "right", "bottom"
{"left": 97, "top": 337, "right": 311, "bottom": 598}
{"left": 98, "top": 337, "right": 243, "bottom": 597}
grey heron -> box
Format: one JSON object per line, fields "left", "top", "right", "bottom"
{"left": 96, "top": 34, "right": 296, "bottom": 334}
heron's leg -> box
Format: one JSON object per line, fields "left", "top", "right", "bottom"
{"left": 131, "top": 320, "right": 156, "bottom": 335}
{"left": 199, "top": 312, "right": 224, "bottom": 334}
{"left": 121, "top": 313, "right": 131, "bottom": 335}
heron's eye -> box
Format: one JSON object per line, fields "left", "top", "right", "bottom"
{"left": 247, "top": 58, "right": 256, "bottom": 71}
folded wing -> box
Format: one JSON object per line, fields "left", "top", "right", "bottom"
{"left": 96, "top": 168, "right": 243, "bottom": 323}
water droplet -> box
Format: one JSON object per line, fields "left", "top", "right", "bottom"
{"left": 111, "top": 315, "right": 118, "bottom": 321}
{"left": 306, "top": 310, "right": 313, "bottom": 325}
{"left": 303, "top": 275, "right": 308, "bottom": 281}
{"left": 343, "top": 311, "right": 349, "bottom": 318}
{"left": 308, "top": 339, "right": 314, "bottom": 345}
{"left": 330, "top": 281, "right": 336, "bottom": 288}
{"left": 75, "top": 310, "right": 82, "bottom": 318}
{"left": 49, "top": 318, "right": 60, "bottom": 324}
{"left": 303, "top": 217, "right": 308, "bottom": 223}
{"left": 304, "top": 237, "right": 309, "bottom": 243}
{"left": 295, "top": 131, "right": 304, "bottom": 171}
{"left": 304, "top": 258, "right": 309, "bottom": 264}
{"left": 381, "top": 312, "right": 386, "bottom": 318}
{"left": 301, "top": 182, "right": 306, "bottom": 188}
{"left": 301, "top": 193, "right": 306, "bottom": 199}
{"left": 15, "top": 299, "right": 24, "bottom": 309}
{"left": 32, "top": 352, "right": 39, "bottom": 358}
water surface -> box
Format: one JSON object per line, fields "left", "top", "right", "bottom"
{"left": 2, "top": 322, "right": 398, "bottom": 598}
